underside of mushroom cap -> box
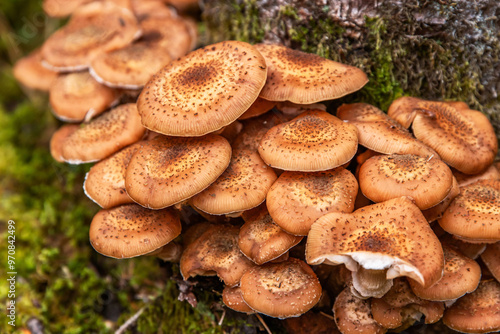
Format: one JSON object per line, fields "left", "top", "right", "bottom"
{"left": 306, "top": 197, "right": 444, "bottom": 298}
{"left": 254, "top": 43, "right": 368, "bottom": 104}
{"left": 41, "top": 1, "right": 140, "bottom": 71}
{"left": 125, "top": 134, "right": 232, "bottom": 209}
{"left": 89, "top": 203, "right": 181, "bottom": 258}
{"left": 258, "top": 110, "right": 358, "bottom": 171}
{"left": 239, "top": 258, "right": 322, "bottom": 318}
{"left": 137, "top": 41, "right": 267, "bottom": 136}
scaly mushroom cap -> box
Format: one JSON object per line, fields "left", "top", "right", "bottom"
{"left": 337, "top": 103, "right": 437, "bottom": 158}
{"left": 84, "top": 141, "right": 144, "bottom": 209}
{"left": 422, "top": 176, "right": 460, "bottom": 223}
{"left": 258, "top": 110, "right": 358, "bottom": 171}
{"left": 191, "top": 148, "right": 277, "bottom": 215}
{"left": 386, "top": 97, "right": 422, "bottom": 128}
{"left": 238, "top": 97, "right": 276, "bottom": 120}
{"left": 180, "top": 224, "right": 255, "bottom": 286}
{"left": 41, "top": 1, "right": 140, "bottom": 71}
{"left": 267, "top": 168, "right": 358, "bottom": 236}
{"left": 412, "top": 101, "right": 497, "bottom": 174}
{"left": 49, "top": 71, "right": 119, "bottom": 122}
{"left": 333, "top": 287, "right": 387, "bottom": 334}
{"left": 443, "top": 280, "right": 500, "bottom": 334}
{"left": 125, "top": 134, "right": 231, "bottom": 209}
{"left": 254, "top": 44, "right": 368, "bottom": 104}
{"left": 370, "top": 279, "right": 444, "bottom": 329}
{"left": 239, "top": 258, "right": 322, "bottom": 318}
{"left": 89, "top": 203, "right": 181, "bottom": 258}
{"left": 222, "top": 286, "right": 255, "bottom": 314}
{"left": 137, "top": 41, "right": 267, "bottom": 136}
{"left": 13, "top": 49, "right": 58, "bottom": 91}
{"left": 408, "top": 244, "right": 481, "bottom": 301}
{"left": 50, "top": 124, "right": 79, "bottom": 162}
{"left": 481, "top": 242, "right": 500, "bottom": 282}
{"left": 238, "top": 205, "right": 303, "bottom": 265}
{"left": 307, "top": 197, "right": 444, "bottom": 291}
{"left": 359, "top": 154, "right": 454, "bottom": 210}
{"left": 60, "top": 103, "right": 145, "bottom": 164}
{"left": 439, "top": 179, "right": 500, "bottom": 243}
{"left": 90, "top": 41, "right": 173, "bottom": 89}
{"left": 454, "top": 164, "right": 500, "bottom": 188}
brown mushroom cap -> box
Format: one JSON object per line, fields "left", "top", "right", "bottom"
{"left": 125, "top": 134, "right": 231, "bottom": 209}
{"left": 222, "top": 286, "right": 255, "bottom": 314}
{"left": 84, "top": 141, "right": 144, "bottom": 209}
{"left": 13, "top": 49, "right": 59, "bottom": 91}
{"left": 49, "top": 71, "right": 119, "bottom": 122}
{"left": 307, "top": 197, "right": 444, "bottom": 296}
{"left": 43, "top": 0, "right": 92, "bottom": 17}
{"left": 422, "top": 176, "right": 460, "bottom": 223}
{"left": 443, "top": 280, "right": 500, "bottom": 334}
{"left": 439, "top": 179, "right": 500, "bottom": 243}
{"left": 50, "top": 124, "right": 80, "bottom": 163}
{"left": 258, "top": 110, "right": 358, "bottom": 171}
{"left": 238, "top": 205, "right": 303, "bottom": 265}
{"left": 333, "top": 287, "right": 387, "bottom": 334}
{"left": 238, "top": 97, "right": 276, "bottom": 120}
{"left": 481, "top": 242, "right": 500, "bottom": 282}
{"left": 89, "top": 203, "right": 181, "bottom": 258}
{"left": 60, "top": 103, "right": 145, "bottom": 164}
{"left": 359, "top": 154, "right": 454, "bottom": 210}
{"left": 408, "top": 244, "right": 481, "bottom": 301}
{"left": 254, "top": 43, "right": 368, "bottom": 104}
{"left": 41, "top": 1, "right": 140, "bottom": 71}
{"left": 386, "top": 96, "right": 422, "bottom": 128}
{"left": 337, "top": 103, "right": 437, "bottom": 158}
{"left": 411, "top": 101, "right": 497, "bottom": 174}
{"left": 454, "top": 164, "right": 500, "bottom": 188}
{"left": 147, "top": 241, "right": 183, "bottom": 262}
{"left": 180, "top": 224, "right": 255, "bottom": 286}
{"left": 266, "top": 168, "right": 358, "bottom": 236}
{"left": 239, "top": 258, "right": 322, "bottom": 318}
{"left": 283, "top": 311, "right": 341, "bottom": 334}
{"left": 191, "top": 148, "right": 277, "bottom": 215}
{"left": 137, "top": 41, "right": 267, "bottom": 136}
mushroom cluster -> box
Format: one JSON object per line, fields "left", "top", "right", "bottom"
{"left": 14, "top": 3, "right": 500, "bottom": 331}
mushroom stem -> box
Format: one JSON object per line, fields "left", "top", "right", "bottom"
{"left": 351, "top": 267, "right": 393, "bottom": 298}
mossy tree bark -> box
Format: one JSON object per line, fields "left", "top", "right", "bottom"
{"left": 202, "top": 0, "right": 500, "bottom": 138}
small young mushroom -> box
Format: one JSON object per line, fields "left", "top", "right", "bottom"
{"left": 50, "top": 124, "right": 79, "bottom": 163}
{"left": 222, "top": 286, "right": 255, "bottom": 314}
{"left": 238, "top": 97, "right": 276, "bottom": 120}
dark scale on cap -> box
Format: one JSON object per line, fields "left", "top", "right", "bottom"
{"left": 89, "top": 204, "right": 181, "bottom": 258}
{"left": 258, "top": 110, "right": 358, "bottom": 171}
{"left": 125, "top": 134, "right": 231, "bottom": 209}
{"left": 60, "top": 103, "right": 145, "bottom": 164}
{"left": 137, "top": 41, "right": 267, "bottom": 136}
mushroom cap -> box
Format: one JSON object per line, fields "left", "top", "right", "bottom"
{"left": 239, "top": 258, "right": 322, "bottom": 318}
{"left": 283, "top": 311, "right": 341, "bottom": 334}
{"left": 454, "top": 164, "right": 500, "bottom": 188}
{"left": 49, "top": 71, "right": 119, "bottom": 122}
{"left": 258, "top": 110, "right": 358, "bottom": 171}
{"left": 422, "top": 176, "right": 460, "bottom": 223}
{"left": 84, "top": 141, "right": 144, "bottom": 209}
{"left": 411, "top": 101, "right": 497, "bottom": 174}
{"left": 333, "top": 287, "right": 386, "bottom": 334}
{"left": 306, "top": 196, "right": 444, "bottom": 288}
{"left": 439, "top": 179, "right": 500, "bottom": 243}
{"left": 50, "top": 124, "right": 80, "bottom": 163}
{"left": 359, "top": 154, "right": 454, "bottom": 210}
{"left": 337, "top": 103, "right": 437, "bottom": 158}
{"left": 43, "top": 0, "right": 92, "bottom": 17}
{"left": 89, "top": 41, "right": 173, "bottom": 89}
{"left": 222, "top": 286, "right": 255, "bottom": 314}
{"left": 386, "top": 96, "right": 422, "bottom": 128}
{"left": 191, "top": 148, "right": 277, "bottom": 215}
{"left": 481, "top": 242, "right": 500, "bottom": 282}
{"left": 13, "top": 48, "right": 58, "bottom": 91}
{"left": 408, "top": 244, "right": 481, "bottom": 301}
{"left": 254, "top": 43, "right": 368, "bottom": 104}
{"left": 130, "top": 0, "right": 176, "bottom": 19}
{"left": 238, "top": 97, "right": 276, "bottom": 120}
{"left": 266, "top": 168, "right": 358, "bottom": 236}
{"left": 89, "top": 203, "right": 181, "bottom": 258}
{"left": 125, "top": 134, "right": 232, "bottom": 209}
{"left": 238, "top": 205, "right": 303, "bottom": 265}
{"left": 41, "top": 1, "right": 140, "bottom": 71}
{"left": 60, "top": 103, "right": 146, "bottom": 164}
{"left": 179, "top": 224, "right": 255, "bottom": 286}
{"left": 137, "top": 41, "right": 267, "bottom": 136}
{"left": 443, "top": 280, "right": 500, "bottom": 334}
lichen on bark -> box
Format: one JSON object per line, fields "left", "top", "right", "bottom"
{"left": 202, "top": 0, "right": 500, "bottom": 139}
